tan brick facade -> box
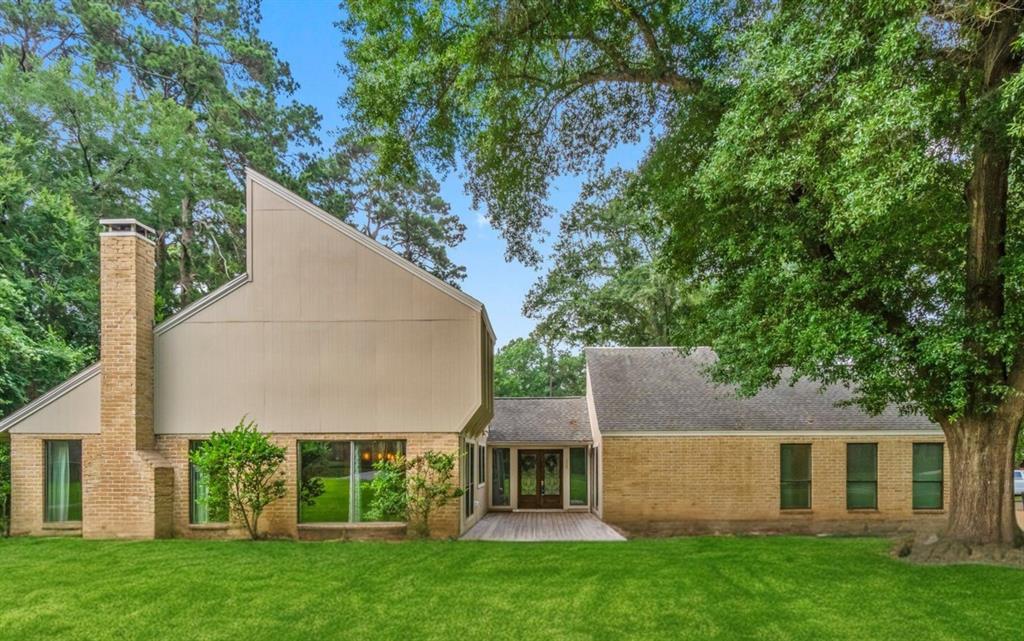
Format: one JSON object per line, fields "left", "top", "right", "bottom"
{"left": 154, "top": 432, "right": 463, "bottom": 539}
{"left": 600, "top": 434, "right": 950, "bottom": 535}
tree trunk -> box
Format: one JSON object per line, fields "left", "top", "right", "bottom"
{"left": 944, "top": 417, "right": 1023, "bottom": 546}
{"left": 178, "top": 195, "right": 194, "bottom": 306}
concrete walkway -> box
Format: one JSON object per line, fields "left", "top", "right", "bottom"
{"left": 461, "top": 512, "right": 626, "bottom": 542}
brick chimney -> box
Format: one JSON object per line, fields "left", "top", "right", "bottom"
{"left": 99, "top": 219, "right": 156, "bottom": 449}
{"left": 84, "top": 219, "right": 172, "bottom": 538}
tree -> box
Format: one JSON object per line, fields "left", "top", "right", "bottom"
{"left": 494, "top": 337, "right": 585, "bottom": 397}
{"left": 525, "top": 169, "right": 703, "bottom": 347}
{"left": 0, "top": 439, "right": 10, "bottom": 537}
{"left": 189, "top": 418, "right": 287, "bottom": 540}
{"left": 1, "top": 0, "right": 320, "bottom": 313}
{"left": 343, "top": 1, "right": 1024, "bottom": 549}
{"left": 300, "top": 135, "right": 467, "bottom": 285}
{"left": 367, "top": 451, "right": 463, "bottom": 538}
{"left": 340, "top": 0, "right": 725, "bottom": 264}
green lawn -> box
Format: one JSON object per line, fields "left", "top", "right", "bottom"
{"left": 0, "top": 537, "right": 1019, "bottom": 641}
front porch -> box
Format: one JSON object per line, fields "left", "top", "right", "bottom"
{"left": 461, "top": 512, "right": 625, "bottom": 542}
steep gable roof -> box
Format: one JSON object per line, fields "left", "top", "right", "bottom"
{"left": 586, "top": 347, "right": 939, "bottom": 433}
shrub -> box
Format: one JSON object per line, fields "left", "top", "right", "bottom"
{"left": 368, "top": 450, "right": 463, "bottom": 538}
{"left": 0, "top": 440, "right": 9, "bottom": 537}
{"left": 189, "top": 418, "right": 287, "bottom": 540}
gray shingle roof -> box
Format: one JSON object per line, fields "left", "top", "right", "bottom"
{"left": 585, "top": 347, "right": 939, "bottom": 433}
{"left": 489, "top": 397, "right": 592, "bottom": 443}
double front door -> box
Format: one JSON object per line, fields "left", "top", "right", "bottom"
{"left": 518, "top": 450, "right": 562, "bottom": 509}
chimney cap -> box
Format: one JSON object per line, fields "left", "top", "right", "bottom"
{"left": 99, "top": 218, "right": 157, "bottom": 242}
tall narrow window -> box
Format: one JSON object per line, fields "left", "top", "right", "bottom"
{"left": 44, "top": 440, "right": 82, "bottom": 522}
{"left": 190, "top": 441, "right": 227, "bottom": 524}
{"left": 478, "top": 445, "right": 486, "bottom": 484}
{"left": 590, "top": 447, "right": 600, "bottom": 509}
{"left": 492, "top": 448, "right": 510, "bottom": 506}
{"left": 570, "top": 448, "right": 587, "bottom": 506}
{"left": 780, "top": 444, "right": 811, "bottom": 509}
{"left": 913, "top": 443, "right": 944, "bottom": 509}
{"left": 846, "top": 443, "right": 877, "bottom": 509}
{"left": 464, "top": 441, "right": 475, "bottom": 516}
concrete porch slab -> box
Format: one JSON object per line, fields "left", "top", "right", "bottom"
{"left": 461, "top": 512, "right": 626, "bottom": 542}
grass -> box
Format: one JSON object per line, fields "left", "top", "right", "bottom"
{"left": 0, "top": 536, "right": 1019, "bottom": 641}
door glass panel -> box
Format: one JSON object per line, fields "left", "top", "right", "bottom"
{"left": 543, "top": 452, "right": 561, "bottom": 495}
{"left": 519, "top": 453, "right": 537, "bottom": 495}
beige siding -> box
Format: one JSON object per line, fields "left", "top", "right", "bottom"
{"left": 8, "top": 372, "right": 100, "bottom": 435}
{"left": 154, "top": 177, "right": 486, "bottom": 435}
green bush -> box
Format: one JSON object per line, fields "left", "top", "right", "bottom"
{"left": 189, "top": 418, "right": 287, "bottom": 540}
{"left": 368, "top": 450, "right": 463, "bottom": 538}
{"left": 0, "top": 440, "right": 9, "bottom": 537}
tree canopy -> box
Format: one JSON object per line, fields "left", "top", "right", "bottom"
{"left": 342, "top": 0, "right": 1024, "bottom": 545}
{"left": 494, "top": 337, "right": 585, "bottom": 397}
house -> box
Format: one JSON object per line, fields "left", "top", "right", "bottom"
{"left": 0, "top": 172, "right": 948, "bottom": 539}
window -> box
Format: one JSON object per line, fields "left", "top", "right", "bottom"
{"left": 478, "top": 445, "right": 486, "bottom": 484}
{"left": 590, "top": 447, "right": 600, "bottom": 509}
{"left": 298, "top": 440, "right": 404, "bottom": 523}
{"left": 44, "top": 440, "right": 82, "bottom": 522}
{"left": 570, "top": 448, "right": 587, "bottom": 506}
{"left": 780, "top": 444, "right": 811, "bottom": 509}
{"left": 913, "top": 443, "right": 944, "bottom": 509}
{"left": 464, "top": 441, "right": 475, "bottom": 516}
{"left": 846, "top": 443, "right": 877, "bottom": 509}
{"left": 189, "top": 441, "right": 227, "bottom": 524}
{"left": 492, "top": 448, "right": 510, "bottom": 506}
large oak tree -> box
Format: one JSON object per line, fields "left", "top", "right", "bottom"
{"left": 342, "top": 0, "right": 1024, "bottom": 546}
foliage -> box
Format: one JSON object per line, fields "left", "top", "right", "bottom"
{"left": 494, "top": 337, "right": 585, "bottom": 397}
{"left": 343, "top": 0, "right": 1024, "bottom": 542}
{"left": 0, "top": 439, "right": 9, "bottom": 537}
{"left": 188, "top": 418, "right": 287, "bottom": 540}
{"left": 297, "top": 441, "right": 329, "bottom": 507}
{"left": 300, "top": 135, "right": 466, "bottom": 285}
{"left": 525, "top": 169, "right": 704, "bottom": 348}
{"left": 367, "top": 450, "right": 462, "bottom": 538}
{"left": 340, "top": 0, "right": 730, "bottom": 264}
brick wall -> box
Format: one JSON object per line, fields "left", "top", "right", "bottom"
{"left": 155, "top": 432, "right": 462, "bottom": 540}
{"left": 601, "top": 434, "right": 949, "bottom": 535}
{"left": 82, "top": 227, "right": 173, "bottom": 539}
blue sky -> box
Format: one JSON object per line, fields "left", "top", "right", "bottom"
{"left": 260, "top": 1, "right": 646, "bottom": 346}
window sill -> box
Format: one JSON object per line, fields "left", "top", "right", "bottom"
{"left": 913, "top": 509, "right": 946, "bottom": 514}
{"left": 846, "top": 508, "right": 880, "bottom": 513}
{"left": 42, "top": 521, "right": 82, "bottom": 531}
{"left": 298, "top": 521, "right": 406, "bottom": 530}
{"left": 779, "top": 509, "right": 813, "bottom": 514}
{"left": 189, "top": 523, "right": 229, "bottom": 531}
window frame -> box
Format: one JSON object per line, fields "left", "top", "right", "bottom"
{"left": 780, "top": 443, "right": 812, "bottom": 510}
{"left": 569, "top": 447, "right": 588, "bottom": 507}
{"left": 912, "top": 443, "right": 944, "bottom": 510}
{"left": 43, "top": 439, "right": 82, "bottom": 523}
{"left": 297, "top": 439, "right": 406, "bottom": 524}
{"left": 477, "top": 444, "right": 486, "bottom": 486}
{"left": 188, "top": 440, "right": 228, "bottom": 525}
{"left": 464, "top": 440, "right": 475, "bottom": 517}
{"left": 845, "top": 442, "right": 878, "bottom": 510}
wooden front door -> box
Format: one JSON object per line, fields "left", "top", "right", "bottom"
{"left": 518, "top": 450, "right": 563, "bottom": 509}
